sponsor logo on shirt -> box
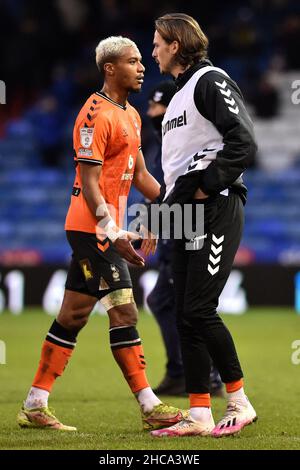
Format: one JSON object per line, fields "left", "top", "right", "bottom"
{"left": 78, "top": 148, "right": 93, "bottom": 157}
{"left": 121, "top": 173, "right": 134, "bottom": 181}
{"left": 162, "top": 110, "right": 187, "bottom": 136}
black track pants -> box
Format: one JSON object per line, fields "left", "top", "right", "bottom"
{"left": 172, "top": 192, "right": 244, "bottom": 393}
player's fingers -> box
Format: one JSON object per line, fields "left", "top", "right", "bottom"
{"left": 115, "top": 239, "right": 144, "bottom": 266}
{"left": 151, "top": 240, "right": 158, "bottom": 255}
{"left": 127, "top": 231, "right": 141, "bottom": 241}
{"left": 142, "top": 237, "right": 157, "bottom": 256}
{"left": 141, "top": 239, "right": 151, "bottom": 256}
{"left": 141, "top": 239, "right": 147, "bottom": 251}
{"left": 122, "top": 249, "right": 144, "bottom": 266}
{"left": 126, "top": 243, "right": 145, "bottom": 265}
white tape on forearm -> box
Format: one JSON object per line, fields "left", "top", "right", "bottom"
{"left": 104, "top": 219, "right": 125, "bottom": 243}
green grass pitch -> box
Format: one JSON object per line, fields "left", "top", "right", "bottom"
{"left": 0, "top": 307, "right": 299, "bottom": 450}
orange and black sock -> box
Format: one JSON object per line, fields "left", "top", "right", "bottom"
{"left": 110, "top": 326, "right": 149, "bottom": 393}
{"left": 225, "top": 378, "right": 244, "bottom": 393}
{"left": 189, "top": 393, "right": 211, "bottom": 408}
{"left": 32, "top": 320, "right": 77, "bottom": 392}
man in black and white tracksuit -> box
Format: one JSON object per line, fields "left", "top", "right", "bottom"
{"left": 146, "top": 81, "right": 224, "bottom": 397}
{"left": 150, "top": 13, "right": 258, "bottom": 438}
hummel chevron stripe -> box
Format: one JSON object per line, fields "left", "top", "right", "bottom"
{"left": 215, "top": 80, "right": 227, "bottom": 89}
{"left": 208, "top": 265, "right": 220, "bottom": 276}
{"left": 211, "top": 245, "right": 223, "bottom": 256}
{"left": 209, "top": 254, "right": 221, "bottom": 265}
{"left": 220, "top": 88, "right": 231, "bottom": 97}
{"left": 212, "top": 234, "right": 224, "bottom": 245}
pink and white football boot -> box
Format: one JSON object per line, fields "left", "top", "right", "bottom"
{"left": 211, "top": 398, "right": 257, "bottom": 437}
{"left": 150, "top": 414, "right": 215, "bottom": 437}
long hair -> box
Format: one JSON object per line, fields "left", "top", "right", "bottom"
{"left": 155, "top": 13, "right": 209, "bottom": 67}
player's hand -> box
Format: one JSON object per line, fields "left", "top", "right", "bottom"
{"left": 194, "top": 188, "right": 209, "bottom": 199}
{"left": 114, "top": 231, "right": 145, "bottom": 267}
{"left": 140, "top": 225, "right": 158, "bottom": 257}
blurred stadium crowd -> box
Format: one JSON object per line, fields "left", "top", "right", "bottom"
{"left": 0, "top": 0, "right": 300, "bottom": 265}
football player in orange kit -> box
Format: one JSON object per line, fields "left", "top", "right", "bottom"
{"left": 17, "top": 36, "right": 185, "bottom": 431}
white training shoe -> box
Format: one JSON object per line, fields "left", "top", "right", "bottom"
{"left": 211, "top": 399, "right": 257, "bottom": 437}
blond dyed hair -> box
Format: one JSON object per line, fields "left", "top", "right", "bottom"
{"left": 95, "top": 36, "right": 139, "bottom": 75}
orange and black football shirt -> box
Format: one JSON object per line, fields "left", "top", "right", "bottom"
{"left": 65, "top": 92, "right": 142, "bottom": 233}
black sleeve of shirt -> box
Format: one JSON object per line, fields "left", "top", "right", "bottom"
{"left": 194, "top": 71, "right": 257, "bottom": 194}
{"left": 164, "top": 71, "right": 257, "bottom": 206}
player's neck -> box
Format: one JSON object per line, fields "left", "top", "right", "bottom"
{"left": 171, "top": 63, "right": 191, "bottom": 79}
{"left": 101, "top": 84, "right": 128, "bottom": 107}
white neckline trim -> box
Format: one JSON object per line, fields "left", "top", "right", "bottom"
{"left": 96, "top": 92, "right": 126, "bottom": 110}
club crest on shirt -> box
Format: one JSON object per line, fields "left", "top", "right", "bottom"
{"left": 80, "top": 128, "right": 94, "bottom": 148}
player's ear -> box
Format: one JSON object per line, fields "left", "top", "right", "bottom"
{"left": 103, "top": 62, "right": 115, "bottom": 76}
{"left": 170, "top": 40, "right": 179, "bottom": 56}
